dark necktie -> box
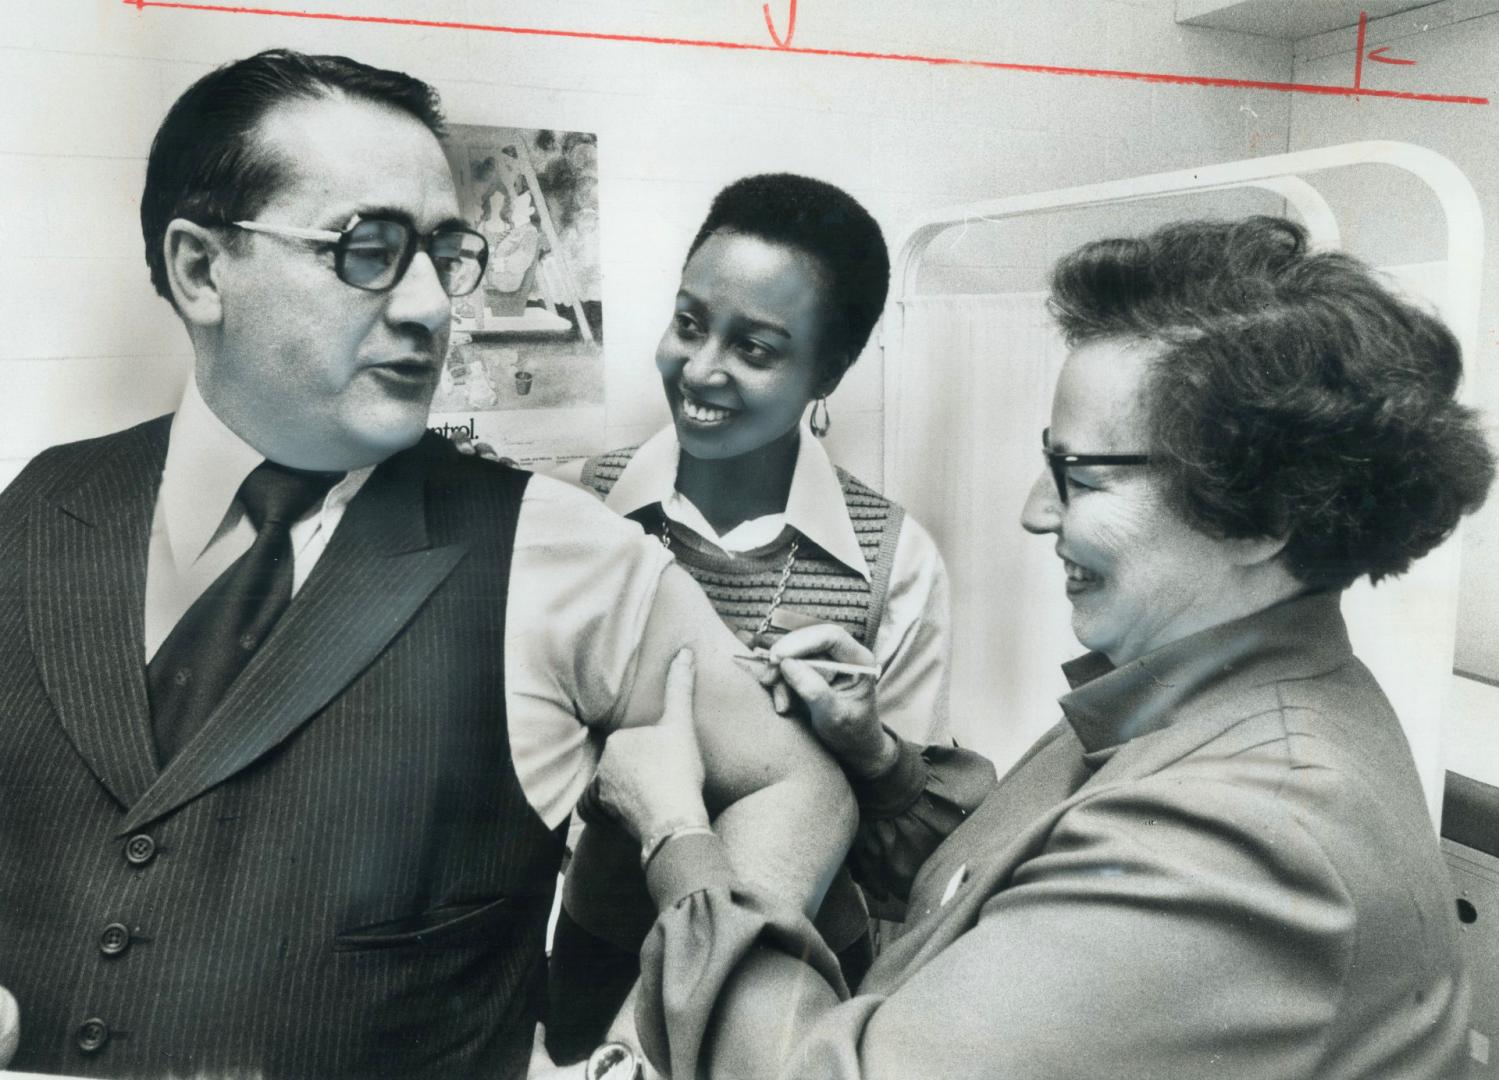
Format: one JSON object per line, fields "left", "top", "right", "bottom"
{"left": 149, "top": 461, "right": 342, "bottom": 765}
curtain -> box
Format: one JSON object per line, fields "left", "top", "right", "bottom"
{"left": 886, "top": 294, "right": 1077, "bottom": 774}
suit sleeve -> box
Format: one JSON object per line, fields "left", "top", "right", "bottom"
{"left": 638, "top": 764, "right": 1361, "bottom": 1080}
{"left": 845, "top": 738, "right": 997, "bottom": 905}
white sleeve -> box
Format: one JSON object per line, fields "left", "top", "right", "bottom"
{"left": 503, "top": 473, "right": 673, "bottom": 829}
{"left": 871, "top": 511, "right": 952, "bottom": 746}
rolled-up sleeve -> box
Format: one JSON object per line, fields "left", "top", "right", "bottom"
{"left": 503, "top": 475, "right": 673, "bottom": 829}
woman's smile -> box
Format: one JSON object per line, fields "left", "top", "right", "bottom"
{"left": 678, "top": 389, "right": 738, "bottom": 426}
{"left": 1061, "top": 555, "right": 1100, "bottom": 596}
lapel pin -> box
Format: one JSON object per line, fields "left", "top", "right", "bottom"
{"left": 939, "top": 862, "right": 969, "bottom": 907}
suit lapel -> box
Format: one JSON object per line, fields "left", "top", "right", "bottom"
{"left": 29, "top": 418, "right": 171, "bottom": 810}
{"left": 119, "top": 448, "right": 468, "bottom": 835}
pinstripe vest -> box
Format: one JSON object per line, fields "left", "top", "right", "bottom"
{"left": 581, "top": 446, "right": 904, "bottom": 649}
{"left": 0, "top": 419, "right": 559, "bottom": 1080}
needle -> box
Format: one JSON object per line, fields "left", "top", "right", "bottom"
{"left": 731, "top": 651, "right": 879, "bottom": 680}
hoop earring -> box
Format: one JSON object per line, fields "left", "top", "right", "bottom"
{"left": 809, "top": 396, "right": 831, "bottom": 438}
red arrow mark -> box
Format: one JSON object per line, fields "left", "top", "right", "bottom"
{"left": 1367, "top": 46, "right": 1417, "bottom": 66}
{"left": 763, "top": 0, "right": 797, "bottom": 49}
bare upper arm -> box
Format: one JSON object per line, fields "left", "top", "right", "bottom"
{"left": 614, "top": 563, "right": 847, "bottom": 813}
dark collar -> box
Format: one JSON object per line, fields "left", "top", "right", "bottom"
{"left": 1057, "top": 591, "right": 1351, "bottom": 755}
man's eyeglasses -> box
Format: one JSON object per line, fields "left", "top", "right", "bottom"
{"left": 233, "top": 215, "right": 489, "bottom": 297}
{"left": 1041, "top": 427, "right": 1151, "bottom": 504}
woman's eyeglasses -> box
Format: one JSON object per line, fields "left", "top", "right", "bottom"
{"left": 233, "top": 214, "right": 489, "bottom": 297}
{"left": 1041, "top": 427, "right": 1151, "bottom": 504}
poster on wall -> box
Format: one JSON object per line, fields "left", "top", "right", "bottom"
{"left": 428, "top": 124, "right": 604, "bottom": 467}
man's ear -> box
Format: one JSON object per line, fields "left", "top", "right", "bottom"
{"left": 163, "top": 219, "right": 227, "bottom": 327}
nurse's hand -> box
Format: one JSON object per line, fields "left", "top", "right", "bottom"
{"left": 592, "top": 650, "right": 709, "bottom": 845}
{"left": 762, "top": 625, "right": 898, "bottom": 780}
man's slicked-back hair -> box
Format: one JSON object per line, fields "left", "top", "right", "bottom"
{"left": 686, "top": 174, "right": 890, "bottom": 382}
{"left": 141, "top": 48, "right": 446, "bottom": 303}
{"left": 1048, "top": 216, "right": 1494, "bottom": 590}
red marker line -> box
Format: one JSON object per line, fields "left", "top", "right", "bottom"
{"left": 763, "top": 0, "right": 796, "bottom": 49}
{"left": 1354, "top": 10, "right": 1368, "bottom": 89}
{"left": 121, "top": 1, "right": 1489, "bottom": 106}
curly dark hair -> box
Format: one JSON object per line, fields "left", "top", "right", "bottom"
{"left": 142, "top": 49, "right": 446, "bottom": 305}
{"left": 686, "top": 173, "right": 890, "bottom": 384}
{"left": 1048, "top": 215, "right": 1494, "bottom": 589}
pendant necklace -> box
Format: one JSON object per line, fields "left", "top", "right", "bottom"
{"left": 659, "top": 525, "right": 800, "bottom": 637}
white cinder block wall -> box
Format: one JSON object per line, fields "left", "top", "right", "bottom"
{"left": 2, "top": 0, "right": 1292, "bottom": 491}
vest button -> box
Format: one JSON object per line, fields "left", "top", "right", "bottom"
{"left": 124, "top": 834, "right": 156, "bottom": 865}
{"left": 77, "top": 1017, "right": 109, "bottom": 1053}
{"left": 99, "top": 923, "right": 131, "bottom": 957}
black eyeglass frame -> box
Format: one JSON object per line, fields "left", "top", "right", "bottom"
{"left": 232, "top": 214, "right": 490, "bottom": 297}
{"left": 1041, "top": 427, "right": 1151, "bottom": 504}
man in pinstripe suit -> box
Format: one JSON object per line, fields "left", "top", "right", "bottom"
{"left": 0, "top": 50, "right": 852, "bottom": 1079}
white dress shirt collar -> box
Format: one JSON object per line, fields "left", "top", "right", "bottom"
{"left": 604, "top": 422, "right": 871, "bottom": 581}
{"left": 158, "top": 374, "right": 373, "bottom": 570}
{"left": 159, "top": 376, "right": 265, "bottom": 571}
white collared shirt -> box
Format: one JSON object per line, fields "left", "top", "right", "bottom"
{"left": 144, "top": 376, "right": 673, "bottom": 829}
{"left": 585, "top": 423, "right": 952, "bottom": 746}
{"left": 145, "top": 379, "right": 377, "bottom": 657}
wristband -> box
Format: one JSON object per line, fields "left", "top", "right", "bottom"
{"left": 586, "top": 1040, "right": 643, "bottom": 1080}
{"left": 639, "top": 821, "right": 715, "bottom": 871}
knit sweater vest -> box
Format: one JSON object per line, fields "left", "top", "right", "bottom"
{"left": 581, "top": 445, "right": 905, "bottom": 649}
